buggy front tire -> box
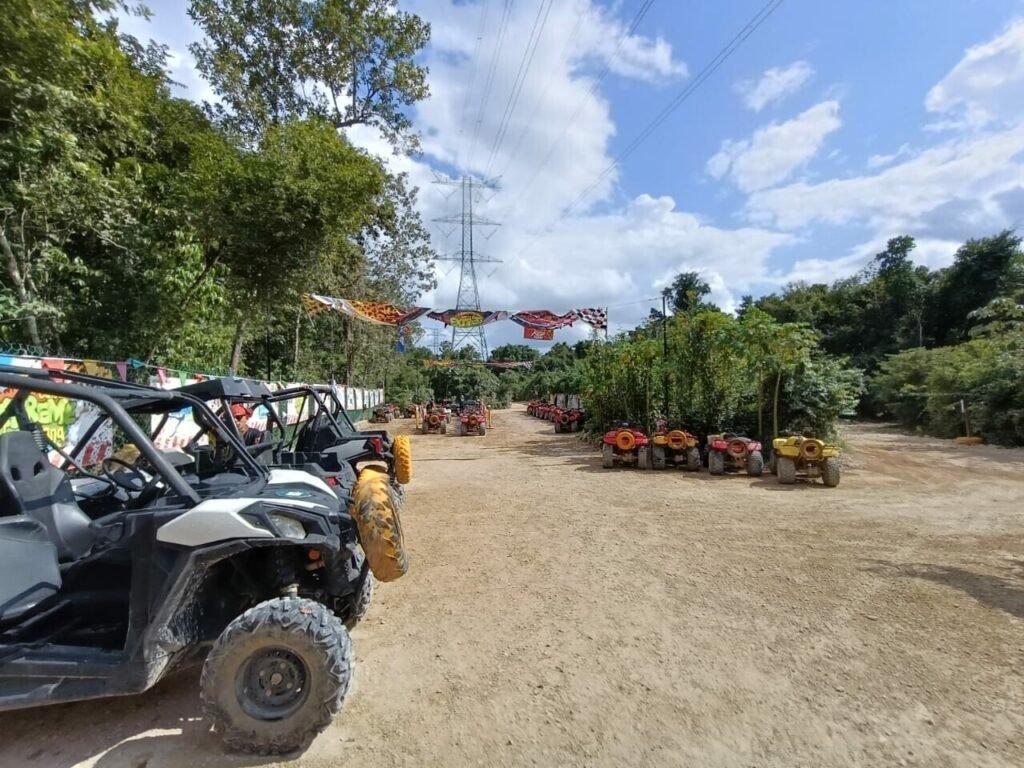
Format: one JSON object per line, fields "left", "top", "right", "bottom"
{"left": 201, "top": 597, "right": 353, "bottom": 755}
{"left": 340, "top": 572, "right": 374, "bottom": 630}
{"left": 777, "top": 457, "right": 797, "bottom": 485}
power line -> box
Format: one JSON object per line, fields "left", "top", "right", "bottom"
{"left": 454, "top": 0, "right": 492, "bottom": 171}
{"left": 496, "top": 2, "right": 586, "bottom": 179}
{"left": 483, "top": 0, "right": 555, "bottom": 177}
{"left": 508, "top": 0, "right": 657, "bottom": 210}
{"left": 515, "top": 0, "right": 785, "bottom": 259}
{"left": 564, "top": 0, "right": 785, "bottom": 216}
{"left": 467, "top": 0, "right": 516, "bottom": 171}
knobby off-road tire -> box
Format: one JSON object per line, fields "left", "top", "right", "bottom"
{"left": 709, "top": 451, "right": 725, "bottom": 475}
{"left": 350, "top": 469, "right": 408, "bottom": 582}
{"left": 554, "top": 420, "right": 563, "bottom": 434}
{"left": 686, "top": 447, "right": 701, "bottom": 472}
{"left": 341, "top": 572, "right": 374, "bottom": 630}
{"left": 747, "top": 450, "right": 764, "bottom": 477}
{"left": 201, "top": 597, "right": 353, "bottom": 755}
{"left": 652, "top": 445, "right": 667, "bottom": 470}
{"left": 477, "top": 423, "right": 486, "bottom": 437}
{"left": 822, "top": 457, "right": 841, "bottom": 487}
{"left": 777, "top": 457, "right": 797, "bottom": 485}
{"left": 637, "top": 446, "right": 652, "bottom": 470}
{"left": 440, "top": 421, "right": 448, "bottom": 435}
{"left": 601, "top": 444, "right": 615, "bottom": 468}
{"left": 392, "top": 435, "right": 413, "bottom": 485}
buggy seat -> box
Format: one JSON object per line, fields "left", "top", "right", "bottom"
{"left": 0, "top": 431, "right": 96, "bottom": 562}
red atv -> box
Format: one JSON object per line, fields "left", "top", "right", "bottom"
{"left": 601, "top": 426, "right": 651, "bottom": 469}
{"left": 553, "top": 407, "right": 585, "bottom": 433}
{"left": 420, "top": 409, "right": 448, "bottom": 435}
{"left": 651, "top": 428, "right": 701, "bottom": 470}
{"left": 456, "top": 403, "right": 487, "bottom": 436}
{"left": 526, "top": 400, "right": 540, "bottom": 417}
{"left": 707, "top": 433, "right": 764, "bottom": 476}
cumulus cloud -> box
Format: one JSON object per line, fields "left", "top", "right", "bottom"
{"left": 706, "top": 100, "right": 842, "bottom": 193}
{"left": 746, "top": 128, "right": 1024, "bottom": 233}
{"left": 926, "top": 18, "right": 1024, "bottom": 128}
{"left": 735, "top": 61, "right": 814, "bottom": 112}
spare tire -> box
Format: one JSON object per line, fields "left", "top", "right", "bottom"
{"left": 393, "top": 435, "right": 413, "bottom": 485}
{"left": 350, "top": 469, "right": 408, "bottom": 582}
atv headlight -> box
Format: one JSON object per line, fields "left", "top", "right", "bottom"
{"left": 269, "top": 513, "right": 307, "bottom": 540}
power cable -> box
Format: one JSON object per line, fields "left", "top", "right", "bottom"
{"left": 496, "top": 2, "right": 586, "bottom": 179}
{"left": 508, "top": 0, "right": 657, "bottom": 209}
{"left": 467, "top": 0, "right": 516, "bottom": 171}
{"left": 483, "top": 0, "right": 555, "bottom": 177}
{"left": 564, "top": 0, "right": 785, "bottom": 215}
{"left": 515, "top": 0, "right": 785, "bottom": 259}
{"left": 454, "top": 0, "right": 492, "bottom": 171}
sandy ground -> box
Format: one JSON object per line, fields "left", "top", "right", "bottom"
{"left": 2, "top": 405, "right": 1024, "bottom": 768}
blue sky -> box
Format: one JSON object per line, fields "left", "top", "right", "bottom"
{"left": 120, "top": 0, "right": 1024, "bottom": 347}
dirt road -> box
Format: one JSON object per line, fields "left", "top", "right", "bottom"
{"left": 2, "top": 406, "right": 1023, "bottom": 767}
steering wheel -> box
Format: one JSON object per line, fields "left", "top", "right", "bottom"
{"left": 102, "top": 457, "right": 165, "bottom": 508}
{"left": 102, "top": 457, "right": 149, "bottom": 492}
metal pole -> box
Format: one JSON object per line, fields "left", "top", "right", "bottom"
{"left": 662, "top": 294, "right": 669, "bottom": 418}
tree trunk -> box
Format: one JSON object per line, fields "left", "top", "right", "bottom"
{"left": 293, "top": 306, "right": 302, "bottom": 377}
{"left": 344, "top": 316, "right": 355, "bottom": 386}
{"left": 1, "top": 227, "right": 42, "bottom": 346}
{"left": 757, "top": 370, "right": 764, "bottom": 438}
{"left": 229, "top": 316, "right": 247, "bottom": 374}
{"left": 773, "top": 370, "right": 782, "bottom": 439}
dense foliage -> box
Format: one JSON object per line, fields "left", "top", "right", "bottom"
{"left": 1, "top": 0, "right": 435, "bottom": 385}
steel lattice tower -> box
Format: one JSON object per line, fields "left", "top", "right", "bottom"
{"left": 433, "top": 175, "right": 501, "bottom": 359}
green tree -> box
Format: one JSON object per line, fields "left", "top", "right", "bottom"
{"left": 663, "top": 271, "right": 713, "bottom": 314}
{"left": 189, "top": 0, "right": 430, "bottom": 149}
{"left": 490, "top": 344, "right": 540, "bottom": 362}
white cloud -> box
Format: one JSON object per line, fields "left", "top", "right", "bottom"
{"left": 707, "top": 101, "right": 842, "bottom": 193}
{"left": 747, "top": 128, "right": 1024, "bottom": 232}
{"left": 926, "top": 18, "right": 1024, "bottom": 128}
{"left": 735, "top": 61, "right": 814, "bottom": 112}
{"left": 866, "top": 143, "right": 912, "bottom": 169}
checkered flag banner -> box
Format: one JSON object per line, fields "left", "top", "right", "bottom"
{"left": 574, "top": 307, "right": 608, "bottom": 330}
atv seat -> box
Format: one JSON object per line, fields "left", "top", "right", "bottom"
{"left": 0, "top": 431, "right": 96, "bottom": 562}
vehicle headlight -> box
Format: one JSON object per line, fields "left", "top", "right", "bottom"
{"left": 269, "top": 513, "right": 307, "bottom": 540}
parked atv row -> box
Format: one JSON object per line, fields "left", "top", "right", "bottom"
{"left": 0, "top": 365, "right": 413, "bottom": 754}
{"left": 599, "top": 425, "right": 841, "bottom": 486}
{"left": 527, "top": 400, "right": 586, "bottom": 433}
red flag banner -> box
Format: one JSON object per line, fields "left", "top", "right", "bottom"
{"left": 523, "top": 327, "right": 554, "bottom": 340}
{"left": 511, "top": 310, "right": 577, "bottom": 330}
{"left": 303, "top": 294, "right": 430, "bottom": 326}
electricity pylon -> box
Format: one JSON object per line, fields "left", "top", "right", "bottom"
{"left": 433, "top": 175, "right": 501, "bottom": 359}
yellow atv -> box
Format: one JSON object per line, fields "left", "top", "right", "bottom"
{"left": 771, "top": 436, "right": 841, "bottom": 487}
